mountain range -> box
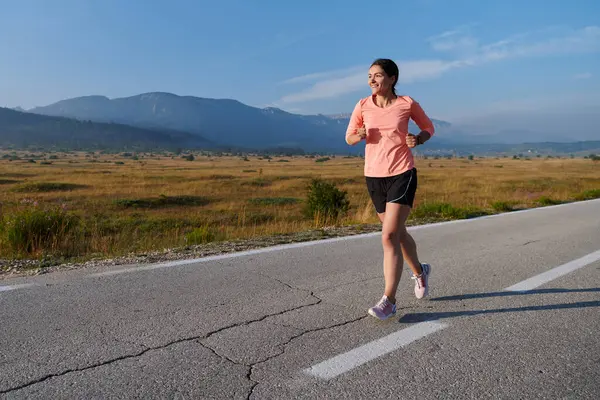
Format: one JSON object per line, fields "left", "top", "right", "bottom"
{"left": 1, "top": 92, "right": 598, "bottom": 155}
{"left": 24, "top": 92, "right": 455, "bottom": 153}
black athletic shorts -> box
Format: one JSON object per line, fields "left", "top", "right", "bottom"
{"left": 365, "top": 168, "right": 418, "bottom": 214}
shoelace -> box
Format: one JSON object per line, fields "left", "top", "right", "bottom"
{"left": 376, "top": 297, "right": 389, "bottom": 309}
{"left": 412, "top": 274, "right": 424, "bottom": 288}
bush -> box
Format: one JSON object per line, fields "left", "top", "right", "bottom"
{"left": 0, "top": 204, "right": 79, "bottom": 256}
{"left": 304, "top": 178, "right": 349, "bottom": 221}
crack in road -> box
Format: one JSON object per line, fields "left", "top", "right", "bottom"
{"left": 0, "top": 273, "right": 364, "bottom": 397}
{"left": 246, "top": 314, "right": 368, "bottom": 400}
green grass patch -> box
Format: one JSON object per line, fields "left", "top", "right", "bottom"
{"left": 411, "top": 202, "right": 488, "bottom": 221}
{"left": 490, "top": 200, "right": 515, "bottom": 212}
{"left": 535, "top": 196, "right": 563, "bottom": 206}
{"left": 114, "top": 195, "right": 210, "bottom": 209}
{"left": 248, "top": 197, "right": 300, "bottom": 206}
{"left": 573, "top": 189, "right": 600, "bottom": 201}
{"left": 12, "top": 182, "right": 88, "bottom": 192}
{"left": 242, "top": 178, "right": 272, "bottom": 187}
{"left": 0, "top": 179, "right": 19, "bottom": 185}
{"left": 207, "top": 174, "right": 236, "bottom": 180}
{"left": 185, "top": 225, "right": 226, "bottom": 245}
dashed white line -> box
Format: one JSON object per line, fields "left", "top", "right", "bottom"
{"left": 303, "top": 246, "right": 600, "bottom": 380}
{"left": 504, "top": 249, "right": 600, "bottom": 292}
{"left": 303, "top": 320, "right": 448, "bottom": 380}
{"left": 0, "top": 283, "right": 37, "bottom": 292}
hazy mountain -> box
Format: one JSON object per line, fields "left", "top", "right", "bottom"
{"left": 24, "top": 92, "right": 599, "bottom": 154}
{"left": 28, "top": 92, "right": 455, "bottom": 153}
{"left": 0, "top": 107, "right": 212, "bottom": 151}
{"left": 29, "top": 93, "right": 342, "bottom": 152}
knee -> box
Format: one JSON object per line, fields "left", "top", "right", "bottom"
{"left": 382, "top": 229, "right": 409, "bottom": 247}
{"left": 382, "top": 229, "right": 408, "bottom": 247}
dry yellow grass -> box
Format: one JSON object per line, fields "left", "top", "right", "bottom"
{"left": 1, "top": 150, "right": 598, "bottom": 261}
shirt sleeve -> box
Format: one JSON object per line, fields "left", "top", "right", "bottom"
{"left": 410, "top": 99, "right": 435, "bottom": 136}
{"left": 345, "top": 100, "right": 364, "bottom": 144}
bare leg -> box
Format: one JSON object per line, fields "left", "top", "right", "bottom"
{"left": 377, "top": 203, "right": 422, "bottom": 304}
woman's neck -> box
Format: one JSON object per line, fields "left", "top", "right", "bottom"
{"left": 373, "top": 92, "right": 396, "bottom": 108}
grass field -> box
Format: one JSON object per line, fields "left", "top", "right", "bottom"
{"left": 1, "top": 150, "right": 599, "bottom": 264}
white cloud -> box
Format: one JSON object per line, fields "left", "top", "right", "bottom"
{"left": 427, "top": 24, "right": 480, "bottom": 53}
{"left": 279, "top": 25, "right": 600, "bottom": 104}
{"left": 279, "top": 66, "right": 363, "bottom": 85}
{"left": 573, "top": 72, "right": 593, "bottom": 80}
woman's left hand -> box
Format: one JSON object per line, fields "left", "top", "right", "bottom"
{"left": 406, "top": 133, "right": 418, "bottom": 148}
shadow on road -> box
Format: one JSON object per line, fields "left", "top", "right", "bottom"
{"left": 398, "top": 300, "right": 600, "bottom": 323}
{"left": 430, "top": 287, "right": 600, "bottom": 302}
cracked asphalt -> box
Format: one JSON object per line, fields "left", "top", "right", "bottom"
{"left": 1, "top": 199, "right": 599, "bottom": 399}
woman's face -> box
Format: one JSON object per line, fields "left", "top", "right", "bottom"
{"left": 368, "top": 65, "right": 395, "bottom": 96}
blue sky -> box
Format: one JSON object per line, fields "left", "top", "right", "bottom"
{"left": 1, "top": 0, "right": 599, "bottom": 126}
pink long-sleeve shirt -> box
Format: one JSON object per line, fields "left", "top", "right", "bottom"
{"left": 346, "top": 95, "right": 435, "bottom": 177}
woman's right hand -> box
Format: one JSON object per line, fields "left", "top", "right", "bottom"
{"left": 356, "top": 127, "right": 367, "bottom": 140}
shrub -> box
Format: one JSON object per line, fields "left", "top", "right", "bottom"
{"left": 315, "top": 157, "right": 330, "bottom": 163}
{"left": 0, "top": 204, "right": 79, "bottom": 256}
{"left": 304, "top": 178, "right": 350, "bottom": 221}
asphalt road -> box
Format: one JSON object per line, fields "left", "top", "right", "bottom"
{"left": 1, "top": 199, "right": 599, "bottom": 399}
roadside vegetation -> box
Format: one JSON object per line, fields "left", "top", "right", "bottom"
{"left": 1, "top": 150, "right": 598, "bottom": 267}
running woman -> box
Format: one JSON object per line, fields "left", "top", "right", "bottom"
{"left": 345, "top": 58, "right": 434, "bottom": 320}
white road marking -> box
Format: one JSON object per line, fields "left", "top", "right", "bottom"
{"left": 504, "top": 249, "right": 600, "bottom": 292}
{"left": 0, "top": 283, "right": 36, "bottom": 292}
{"left": 303, "top": 246, "right": 600, "bottom": 380}
{"left": 303, "top": 321, "right": 448, "bottom": 380}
